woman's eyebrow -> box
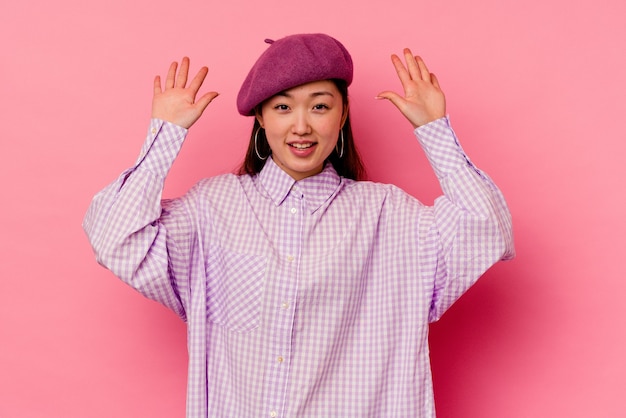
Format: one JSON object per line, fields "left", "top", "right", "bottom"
{"left": 311, "top": 91, "right": 335, "bottom": 98}
{"left": 275, "top": 90, "right": 335, "bottom": 98}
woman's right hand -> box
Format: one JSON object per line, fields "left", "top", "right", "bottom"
{"left": 376, "top": 49, "right": 446, "bottom": 129}
{"left": 151, "top": 57, "right": 219, "bottom": 129}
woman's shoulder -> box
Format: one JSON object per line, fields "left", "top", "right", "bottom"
{"left": 349, "top": 182, "right": 429, "bottom": 228}
{"left": 196, "top": 172, "right": 240, "bottom": 187}
{"left": 343, "top": 177, "right": 408, "bottom": 195}
{"left": 341, "top": 178, "right": 423, "bottom": 208}
{"left": 188, "top": 172, "right": 249, "bottom": 198}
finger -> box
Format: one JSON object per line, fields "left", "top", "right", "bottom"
{"left": 165, "top": 61, "right": 178, "bottom": 89}
{"left": 176, "top": 57, "right": 190, "bottom": 88}
{"left": 188, "top": 66, "right": 209, "bottom": 96}
{"left": 415, "top": 56, "right": 431, "bottom": 82}
{"left": 194, "top": 91, "right": 220, "bottom": 113}
{"left": 431, "top": 72, "right": 441, "bottom": 90}
{"left": 403, "top": 48, "right": 422, "bottom": 81}
{"left": 375, "top": 90, "right": 407, "bottom": 110}
{"left": 153, "top": 75, "right": 162, "bottom": 95}
{"left": 390, "top": 54, "right": 412, "bottom": 88}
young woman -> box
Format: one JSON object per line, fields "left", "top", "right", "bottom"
{"left": 84, "top": 33, "right": 514, "bottom": 417}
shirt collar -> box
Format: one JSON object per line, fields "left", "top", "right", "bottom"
{"left": 258, "top": 157, "right": 342, "bottom": 213}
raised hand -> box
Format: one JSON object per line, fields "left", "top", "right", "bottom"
{"left": 151, "top": 57, "right": 219, "bottom": 129}
{"left": 376, "top": 49, "right": 446, "bottom": 128}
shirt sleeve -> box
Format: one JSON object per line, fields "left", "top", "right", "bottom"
{"left": 415, "top": 116, "right": 515, "bottom": 322}
{"left": 82, "top": 119, "right": 192, "bottom": 321}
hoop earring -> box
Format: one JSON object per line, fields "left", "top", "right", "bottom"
{"left": 254, "top": 127, "right": 269, "bottom": 160}
{"left": 335, "top": 129, "right": 344, "bottom": 159}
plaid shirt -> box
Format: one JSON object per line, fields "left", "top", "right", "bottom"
{"left": 84, "top": 116, "right": 514, "bottom": 417}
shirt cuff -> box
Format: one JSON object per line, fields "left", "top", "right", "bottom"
{"left": 414, "top": 116, "right": 473, "bottom": 179}
{"left": 134, "top": 119, "right": 188, "bottom": 178}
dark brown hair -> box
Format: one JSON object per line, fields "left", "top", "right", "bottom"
{"left": 238, "top": 79, "right": 366, "bottom": 180}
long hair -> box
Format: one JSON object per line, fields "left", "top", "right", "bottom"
{"left": 238, "top": 79, "right": 366, "bottom": 180}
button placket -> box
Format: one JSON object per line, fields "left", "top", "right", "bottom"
{"left": 262, "top": 189, "right": 304, "bottom": 417}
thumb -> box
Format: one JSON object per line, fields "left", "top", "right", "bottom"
{"left": 195, "top": 91, "right": 220, "bottom": 113}
{"left": 375, "top": 90, "right": 407, "bottom": 111}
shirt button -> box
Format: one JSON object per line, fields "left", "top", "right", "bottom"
{"left": 290, "top": 207, "right": 297, "bottom": 214}
{"left": 286, "top": 255, "right": 294, "bottom": 262}
{"left": 151, "top": 127, "right": 157, "bottom": 135}
{"left": 281, "top": 302, "right": 290, "bottom": 309}
{"left": 277, "top": 356, "right": 284, "bottom": 363}
{"left": 270, "top": 411, "right": 277, "bottom": 417}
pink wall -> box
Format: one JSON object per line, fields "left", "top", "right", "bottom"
{"left": 2, "top": 0, "right": 625, "bottom": 416}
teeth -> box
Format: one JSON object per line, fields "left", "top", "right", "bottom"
{"left": 291, "top": 143, "right": 314, "bottom": 150}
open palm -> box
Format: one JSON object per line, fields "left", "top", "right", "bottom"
{"left": 151, "top": 57, "right": 219, "bottom": 129}
{"left": 377, "top": 49, "right": 446, "bottom": 128}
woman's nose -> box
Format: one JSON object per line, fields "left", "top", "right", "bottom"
{"left": 291, "top": 110, "right": 311, "bottom": 136}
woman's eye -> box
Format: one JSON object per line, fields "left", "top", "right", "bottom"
{"left": 313, "top": 104, "right": 329, "bottom": 110}
{"left": 274, "top": 104, "right": 289, "bottom": 111}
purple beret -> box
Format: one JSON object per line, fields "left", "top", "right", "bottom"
{"left": 237, "top": 33, "right": 353, "bottom": 116}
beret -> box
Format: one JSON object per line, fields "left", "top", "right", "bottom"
{"left": 237, "top": 33, "right": 353, "bottom": 116}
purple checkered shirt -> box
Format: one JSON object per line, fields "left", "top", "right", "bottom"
{"left": 83, "top": 116, "right": 514, "bottom": 417}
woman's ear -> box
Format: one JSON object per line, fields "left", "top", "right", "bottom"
{"left": 340, "top": 102, "right": 349, "bottom": 128}
{"left": 255, "top": 107, "right": 264, "bottom": 128}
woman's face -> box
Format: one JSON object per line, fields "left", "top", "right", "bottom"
{"left": 256, "top": 80, "right": 346, "bottom": 181}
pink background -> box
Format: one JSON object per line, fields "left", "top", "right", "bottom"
{"left": 1, "top": 0, "right": 625, "bottom": 416}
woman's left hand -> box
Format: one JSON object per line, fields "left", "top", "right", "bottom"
{"left": 376, "top": 49, "right": 446, "bottom": 128}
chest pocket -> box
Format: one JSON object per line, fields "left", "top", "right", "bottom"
{"left": 205, "top": 244, "right": 267, "bottom": 333}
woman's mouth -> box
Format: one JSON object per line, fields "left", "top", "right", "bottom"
{"left": 289, "top": 142, "right": 315, "bottom": 150}
{"left": 287, "top": 141, "right": 317, "bottom": 157}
